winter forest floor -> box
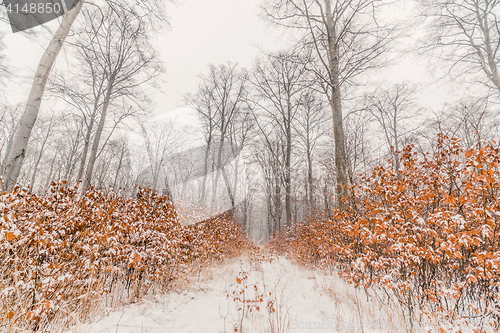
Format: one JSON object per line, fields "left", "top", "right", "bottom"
{"left": 73, "top": 249, "right": 457, "bottom": 333}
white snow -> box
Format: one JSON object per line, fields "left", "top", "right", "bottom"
{"left": 72, "top": 253, "right": 483, "bottom": 333}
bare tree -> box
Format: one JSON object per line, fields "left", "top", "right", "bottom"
{"left": 254, "top": 139, "right": 285, "bottom": 235}
{"left": 28, "top": 116, "right": 55, "bottom": 191}
{"left": 1, "top": 0, "right": 170, "bottom": 191}
{"left": 424, "top": 97, "right": 499, "bottom": 149}
{"left": 76, "top": 6, "right": 162, "bottom": 193}
{"left": 250, "top": 52, "right": 308, "bottom": 228}
{"left": 57, "top": 113, "right": 85, "bottom": 184}
{"left": 343, "top": 112, "right": 372, "bottom": 183}
{"left": 186, "top": 63, "right": 248, "bottom": 211}
{"left": 0, "top": 104, "right": 22, "bottom": 179}
{"left": 47, "top": 72, "right": 99, "bottom": 183}
{"left": 139, "top": 117, "right": 186, "bottom": 190}
{"left": 1, "top": 0, "right": 83, "bottom": 191}
{"left": 365, "top": 83, "right": 422, "bottom": 177}
{"left": 226, "top": 107, "right": 255, "bottom": 220}
{"left": 263, "top": 0, "right": 398, "bottom": 201}
{"left": 421, "top": 0, "right": 500, "bottom": 92}
{"left": 185, "top": 76, "right": 218, "bottom": 206}
{"left": 294, "top": 91, "right": 328, "bottom": 216}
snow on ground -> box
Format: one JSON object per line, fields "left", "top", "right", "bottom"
{"left": 73, "top": 253, "right": 442, "bottom": 333}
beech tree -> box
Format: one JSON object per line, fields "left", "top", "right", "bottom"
{"left": 76, "top": 6, "right": 161, "bottom": 193}
{"left": 250, "top": 52, "right": 309, "bottom": 228}
{"left": 1, "top": 0, "right": 169, "bottom": 192}
{"left": 1, "top": 1, "right": 83, "bottom": 191}
{"left": 263, "top": 0, "right": 398, "bottom": 202}
{"left": 421, "top": 0, "right": 500, "bottom": 92}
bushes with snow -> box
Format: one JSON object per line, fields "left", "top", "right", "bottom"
{"left": 270, "top": 134, "right": 500, "bottom": 330}
{"left": 0, "top": 184, "right": 249, "bottom": 331}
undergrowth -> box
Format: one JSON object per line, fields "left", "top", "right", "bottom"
{"left": 0, "top": 184, "right": 250, "bottom": 332}
{"left": 269, "top": 135, "right": 500, "bottom": 332}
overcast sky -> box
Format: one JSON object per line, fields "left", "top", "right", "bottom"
{"left": 157, "top": 0, "right": 289, "bottom": 113}
{"left": 1, "top": 0, "right": 289, "bottom": 115}
{"left": 0, "top": 0, "right": 459, "bottom": 118}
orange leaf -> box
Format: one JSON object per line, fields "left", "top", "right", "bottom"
{"left": 6, "top": 311, "right": 14, "bottom": 320}
{"left": 5, "top": 232, "right": 15, "bottom": 241}
{"left": 465, "top": 149, "right": 473, "bottom": 158}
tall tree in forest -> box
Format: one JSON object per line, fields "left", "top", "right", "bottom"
{"left": 294, "top": 91, "right": 328, "bottom": 216}
{"left": 251, "top": 52, "right": 308, "bottom": 228}
{"left": 1, "top": 0, "right": 168, "bottom": 192}
{"left": 263, "top": 0, "right": 398, "bottom": 202}
{"left": 77, "top": 6, "right": 161, "bottom": 193}
{"left": 1, "top": 1, "right": 83, "bottom": 191}
{"left": 185, "top": 63, "right": 248, "bottom": 210}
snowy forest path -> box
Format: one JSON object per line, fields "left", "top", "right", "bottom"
{"left": 77, "top": 251, "right": 409, "bottom": 333}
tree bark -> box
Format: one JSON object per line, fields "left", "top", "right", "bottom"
{"left": 1, "top": 0, "right": 83, "bottom": 191}
{"left": 76, "top": 96, "right": 100, "bottom": 183}
{"left": 199, "top": 136, "right": 212, "bottom": 205}
{"left": 29, "top": 119, "right": 53, "bottom": 192}
{"left": 325, "top": 0, "right": 348, "bottom": 203}
{"left": 284, "top": 102, "right": 292, "bottom": 226}
{"left": 82, "top": 76, "right": 114, "bottom": 193}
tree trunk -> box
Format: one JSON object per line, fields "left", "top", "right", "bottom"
{"left": 221, "top": 167, "right": 235, "bottom": 209}
{"left": 275, "top": 179, "right": 281, "bottom": 234}
{"left": 76, "top": 99, "right": 100, "bottom": 183}
{"left": 1, "top": 0, "right": 83, "bottom": 191}
{"left": 306, "top": 139, "right": 314, "bottom": 215}
{"left": 112, "top": 144, "right": 126, "bottom": 191}
{"left": 0, "top": 120, "right": 20, "bottom": 177}
{"left": 44, "top": 150, "right": 58, "bottom": 191}
{"left": 199, "top": 137, "right": 212, "bottom": 205}
{"left": 232, "top": 149, "right": 240, "bottom": 208}
{"left": 211, "top": 137, "right": 225, "bottom": 211}
{"left": 285, "top": 116, "right": 292, "bottom": 227}
{"left": 29, "top": 121, "right": 52, "bottom": 192}
{"left": 325, "top": 0, "right": 348, "bottom": 204}
{"left": 81, "top": 76, "right": 114, "bottom": 194}
{"left": 392, "top": 113, "right": 401, "bottom": 179}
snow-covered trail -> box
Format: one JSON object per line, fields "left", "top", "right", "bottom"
{"left": 75, "top": 254, "right": 418, "bottom": 333}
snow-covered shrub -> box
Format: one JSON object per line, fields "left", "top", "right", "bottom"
{"left": 0, "top": 184, "right": 249, "bottom": 331}
{"left": 270, "top": 134, "right": 500, "bottom": 331}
